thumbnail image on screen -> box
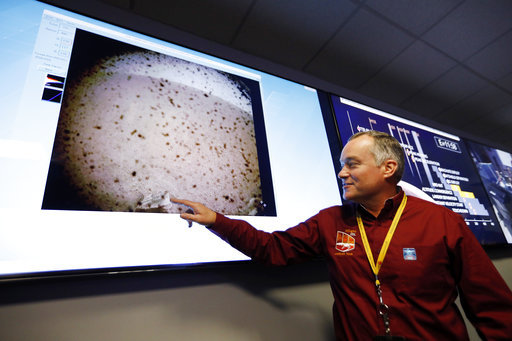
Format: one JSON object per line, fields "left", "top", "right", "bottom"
{"left": 331, "top": 95, "right": 507, "bottom": 245}
{"left": 466, "top": 141, "right": 512, "bottom": 244}
{"left": 42, "top": 29, "right": 275, "bottom": 217}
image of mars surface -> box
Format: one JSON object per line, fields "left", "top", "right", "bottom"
{"left": 42, "top": 30, "right": 274, "bottom": 216}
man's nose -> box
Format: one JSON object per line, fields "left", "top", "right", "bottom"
{"left": 337, "top": 168, "right": 347, "bottom": 180}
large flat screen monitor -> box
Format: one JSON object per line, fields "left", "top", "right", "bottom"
{"left": 465, "top": 140, "right": 512, "bottom": 244}
{"left": 330, "top": 95, "right": 508, "bottom": 245}
{"left": 0, "top": 0, "right": 341, "bottom": 279}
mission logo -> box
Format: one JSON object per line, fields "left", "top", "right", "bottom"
{"left": 336, "top": 231, "right": 355, "bottom": 252}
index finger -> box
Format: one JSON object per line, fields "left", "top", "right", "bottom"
{"left": 170, "top": 198, "right": 192, "bottom": 206}
{"left": 170, "top": 198, "right": 200, "bottom": 212}
{"left": 171, "top": 197, "right": 194, "bottom": 206}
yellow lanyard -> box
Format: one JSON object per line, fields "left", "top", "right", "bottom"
{"left": 356, "top": 195, "right": 407, "bottom": 286}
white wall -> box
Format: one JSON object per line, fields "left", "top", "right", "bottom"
{"left": 0, "top": 262, "right": 335, "bottom": 341}
{"left": 0, "top": 255, "right": 510, "bottom": 341}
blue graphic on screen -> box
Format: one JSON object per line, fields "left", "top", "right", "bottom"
{"left": 466, "top": 141, "right": 512, "bottom": 244}
{"left": 331, "top": 95, "right": 507, "bottom": 245}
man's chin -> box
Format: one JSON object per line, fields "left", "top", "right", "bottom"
{"left": 342, "top": 192, "right": 354, "bottom": 202}
{"left": 343, "top": 191, "right": 361, "bottom": 203}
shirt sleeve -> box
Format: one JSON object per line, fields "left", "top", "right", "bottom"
{"left": 449, "top": 212, "right": 512, "bottom": 340}
{"left": 207, "top": 212, "right": 327, "bottom": 266}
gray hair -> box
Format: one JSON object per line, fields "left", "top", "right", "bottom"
{"left": 348, "top": 130, "right": 405, "bottom": 183}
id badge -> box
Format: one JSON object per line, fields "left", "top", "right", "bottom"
{"left": 373, "top": 336, "right": 406, "bottom": 341}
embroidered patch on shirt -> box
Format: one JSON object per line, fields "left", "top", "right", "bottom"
{"left": 336, "top": 231, "right": 355, "bottom": 252}
{"left": 403, "top": 248, "right": 417, "bottom": 260}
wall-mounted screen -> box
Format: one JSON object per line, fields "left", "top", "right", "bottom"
{"left": 465, "top": 140, "right": 512, "bottom": 244}
{"left": 331, "top": 95, "right": 508, "bottom": 245}
{"left": 0, "top": 0, "right": 341, "bottom": 279}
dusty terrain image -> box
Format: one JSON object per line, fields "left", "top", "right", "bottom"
{"left": 44, "top": 48, "right": 267, "bottom": 216}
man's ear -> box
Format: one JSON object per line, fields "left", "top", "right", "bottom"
{"left": 382, "top": 159, "right": 398, "bottom": 179}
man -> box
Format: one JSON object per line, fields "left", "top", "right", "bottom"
{"left": 173, "top": 131, "right": 512, "bottom": 340}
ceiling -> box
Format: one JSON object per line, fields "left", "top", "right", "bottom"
{"left": 85, "top": 0, "right": 512, "bottom": 151}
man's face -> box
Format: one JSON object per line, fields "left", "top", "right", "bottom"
{"left": 338, "top": 135, "right": 387, "bottom": 203}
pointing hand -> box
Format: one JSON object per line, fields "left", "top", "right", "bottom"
{"left": 171, "top": 198, "right": 217, "bottom": 227}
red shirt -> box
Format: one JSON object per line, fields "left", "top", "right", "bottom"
{"left": 209, "top": 191, "right": 512, "bottom": 340}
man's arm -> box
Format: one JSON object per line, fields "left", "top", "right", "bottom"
{"left": 171, "top": 198, "right": 327, "bottom": 266}
{"left": 450, "top": 213, "right": 512, "bottom": 339}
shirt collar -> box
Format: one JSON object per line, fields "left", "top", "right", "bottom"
{"left": 358, "top": 187, "right": 404, "bottom": 220}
